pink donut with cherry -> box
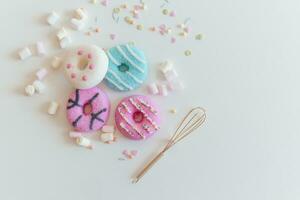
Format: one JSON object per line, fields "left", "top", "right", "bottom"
{"left": 115, "top": 95, "right": 160, "bottom": 140}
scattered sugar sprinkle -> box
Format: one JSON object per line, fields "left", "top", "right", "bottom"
{"left": 184, "top": 50, "right": 192, "bottom": 56}
{"left": 195, "top": 33, "right": 203, "bottom": 40}
{"left": 170, "top": 108, "right": 177, "bottom": 114}
{"left": 136, "top": 24, "right": 143, "bottom": 30}
{"left": 110, "top": 33, "right": 116, "bottom": 40}
{"left": 162, "top": 9, "right": 169, "bottom": 15}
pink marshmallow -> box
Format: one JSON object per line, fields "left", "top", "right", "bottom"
{"left": 167, "top": 80, "right": 184, "bottom": 91}
{"left": 157, "top": 83, "right": 168, "bottom": 96}
{"left": 69, "top": 131, "right": 82, "bottom": 138}
{"left": 36, "top": 68, "right": 48, "bottom": 80}
{"left": 147, "top": 83, "right": 159, "bottom": 95}
{"left": 164, "top": 68, "right": 178, "bottom": 81}
{"left": 110, "top": 34, "right": 116, "bottom": 40}
{"left": 101, "top": 125, "right": 115, "bottom": 133}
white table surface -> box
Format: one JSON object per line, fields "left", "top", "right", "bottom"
{"left": 1, "top": 0, "right": 299, "bottom": 199}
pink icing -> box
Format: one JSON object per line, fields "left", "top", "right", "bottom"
{"left": 115, "top": 95, "right": 160, "bottom": 140}
{"left": 66, "top": 87, "right": 110, "bottom": 132}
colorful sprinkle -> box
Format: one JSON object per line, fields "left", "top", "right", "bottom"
{"left": 169, "top": 10, "right": 176, "bottom": 17}
{"left": 171, "top": 37, "right": 176, "bottom": 43}
{"left": 71, "top": 73, "right": 76, "bottom": 79}
{"left": 101, "top": 0, "right": 107, "bottom": 6}
{"left": 195, "top": 33, "right": 203, "bottom": 40}
{"left": 136, "top": 24, "right": 143, "bottom": 31}
{"left": 184, "top": 50, "right": 192, "bottom": 56}
{"left": 162, "top": 9, "right": 168, "bottom": 15}
{"left": 110, "top": 33, "right": 116, "bottom": 40}
{"left": 113, "top": 7, "right": 120, "bottom": 13}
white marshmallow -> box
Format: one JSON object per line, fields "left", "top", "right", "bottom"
{"left": 36, "top": 41, "right": 46, "bottom": 56}
{"left": 76, "top": 137, "right": 93, "bottom": 149}
{"left": 51, "top": 56, "right": 62, "bottom": 69}
{"left": 47, "top": 11, "right": 60, "bottom": 25}
{"left": 147, "top": 83, "right": 159, "bottom": 95}
{"left": 48, "top": 101, "right": 59, "bottom": 115}
{"left": 56, "top": 27, "right": 68, "bottom": 40}
{"left": 69, "top": 131, "right": 82, "bottom": 138}
{"left": 36, "top": 68, "right": 48, "bottom": 80}
{"left": 164, "top": 68, "right": 178, "bottom": 81}
{"left": 101, "top": 125, "right": 115, "bottom": 133}
{"left": 160, "top": 60, "right": 173, "bottom": 74}
{"left": 25, "top": 85, "right": 35, "bottom": 96}
{"left": 100, "top": 132, "right": 114, "bottom": 143}
{"left": 167, "top": 80, "right": 184, "bottom": 91}
{"left": 75, "top": 8, "right": 88, "bottom": 20}
{"left": 19, "top": 47, "right": 32, "bottom": 60}
{"left": 158, "top": 83, "right": 168, "bottom": 96}
{"left": 32, "top": 80, "right": 45, "bottom": 94}
{"left": 70, "top": 18, "right": 84, "bottom": 30}
{"left": 59, "top": 36, "right": 72, "bottom": 49}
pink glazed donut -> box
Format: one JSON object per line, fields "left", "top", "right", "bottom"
{"left": 66, "top": 87, "right": 110, "bottom": 132}
{"left": 115, "top": 95, "right": 160, "bottom": 140}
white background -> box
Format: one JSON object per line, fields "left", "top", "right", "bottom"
{"left": 0, "top": 0, "right": 299, "bottom": 199}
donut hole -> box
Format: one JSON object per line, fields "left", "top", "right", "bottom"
{"left": 132, "top": 111, "right": 144, "bottom": 123}
{"left": 118, "top": 64, "right": 129, "bottom": 72}
{"left": 83, "top": 103, "right": 93, "bottom": 115}
{"left": 78, "top": 58, "right": 89, "bottom": 71}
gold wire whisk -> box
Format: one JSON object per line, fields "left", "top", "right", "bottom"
{"left": 132, "top": 107, "right": 206, "bottom": 183}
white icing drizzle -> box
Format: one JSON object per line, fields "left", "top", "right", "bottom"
{"left": 129, "top": 98, "right": 159, "bottom": 130}
{"left": 116, "top": 46, "right": 145, "bottom": 73}
{"left": 136, "top": 97, "right": 158, "bottom": 115}
{"left": 108, "top": 70, "right": 133, "bottom": 90}
{"left": 122, "top": 102, "right": 132, "bottom": 113}
{"left": 125, "top": 44, "right": 146, "bottom": 64}
{"left": 105, "top": 76, "right": 124, "bottom": 90}
{"left": 142, "top": 124, "right": 152, "bottom": 134}
{"left": 118, "top": 107, "right": 145, "bottom": 139}
{"left": 126, "top": 71, "right": 143, "bottom": 84}
{"left": 107, "top": 50, "right": 121, "bottom": 66}
{"left": 120, "top": 122, "right": 134, "bottom": 137}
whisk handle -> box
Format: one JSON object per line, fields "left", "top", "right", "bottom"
{"left": 132, "top": 150, "right": 165, "bottom": 183}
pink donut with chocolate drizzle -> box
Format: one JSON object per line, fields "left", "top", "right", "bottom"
{"left": 66, "top": 87, "right": 110, "bottom": 132}
{"left": 115, "top": 95, "right": 160, "bottom": 140}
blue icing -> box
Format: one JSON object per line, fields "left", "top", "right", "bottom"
{"left": 104, "top": 44, "right": 148, "bottom": 92}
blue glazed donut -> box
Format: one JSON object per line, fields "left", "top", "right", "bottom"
{"left": 104, "top": 44, "right": 148, "bottom": 91}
